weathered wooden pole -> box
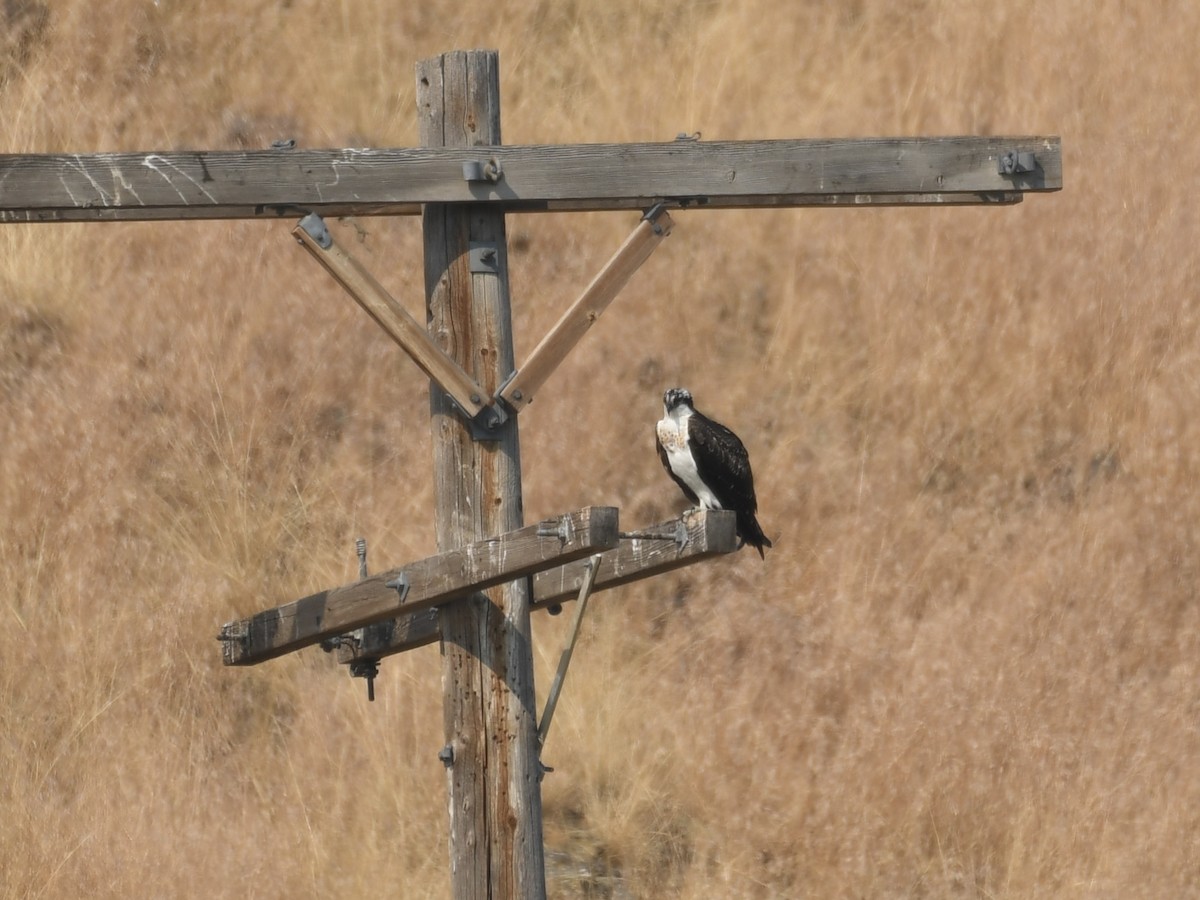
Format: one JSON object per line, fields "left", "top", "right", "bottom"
{"left": 419, "top": 50, "right": 547, "bottom": 899}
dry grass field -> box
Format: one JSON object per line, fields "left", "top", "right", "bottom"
{"left": 3, "top": 0, "right": 1200, "bottom": 897}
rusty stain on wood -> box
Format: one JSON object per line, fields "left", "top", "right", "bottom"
{"left": 421, "top": 49, "right": 547, "bottom": 900}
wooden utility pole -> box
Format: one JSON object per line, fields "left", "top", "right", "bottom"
{"left": 0, "top": 49, "right": 1063, "bottom": 899}
{"left": 418, "top": 51, "right": 545, "bottom": 899}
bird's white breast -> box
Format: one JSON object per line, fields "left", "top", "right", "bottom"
{"left": 657, "top": 412, "right": 722, "bottom": 509}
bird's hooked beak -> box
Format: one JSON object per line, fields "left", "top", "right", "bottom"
{"left": 663, "top": 387, "right": 693, "bottom": 413}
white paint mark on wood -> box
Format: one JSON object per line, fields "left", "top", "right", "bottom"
{"left": 68, "top": 154, "right": 113, "bottom": 206}
{"left": 142, "top": 154, "right": 217, "bottom": 204}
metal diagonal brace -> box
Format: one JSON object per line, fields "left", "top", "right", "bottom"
{"left": 498, "top": 204, "right": 674, "bottom": 412}
{"left": 537, "top": 553, "right": 603, "bottom": 754}
{"left": 292, "top": 214, "right": 499, "bottom": 426}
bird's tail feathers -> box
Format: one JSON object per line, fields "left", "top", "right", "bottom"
{"left": 738, "top": 513, "right": 773, "bottom": 560}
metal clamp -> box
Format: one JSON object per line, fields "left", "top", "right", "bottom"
{"left": 462, "top": 157, "right": 503, "bottom": 184}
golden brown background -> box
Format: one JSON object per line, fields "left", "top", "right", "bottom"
{"left": 2, "top": 1, "right": 1197, "bottom": 896}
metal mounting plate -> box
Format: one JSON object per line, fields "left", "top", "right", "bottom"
{"left": 469, "top": 241, "right": 501, "bottom": 273}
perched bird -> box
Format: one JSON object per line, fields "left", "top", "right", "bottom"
{"left": 655, "top": 387, "right": 772, "bottom": 558}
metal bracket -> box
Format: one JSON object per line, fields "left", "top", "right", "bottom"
{"left": 998, "top": 151, "right": 1037, "bottom": 176}
{"left": 297, "top": 212, "right": 332, "bottom": 249}
{"left": 467, "top": 401, "right": 508, "bottom": 441}
{"left": 469, "top": 241, "right": 501, "bottom": 273}
{"left": 385, "top": 572, "right": 411, "bottom": 603}
{"left": 642, "top": 201, "right": 669, "bottom": 235}
{"left": 495, "top": 369, "right": 521, "bottom": 406}
{"left": 462, "top": 157, "right": 503, "bottom": 184}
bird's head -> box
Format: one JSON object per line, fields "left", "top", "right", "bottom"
{"left": 663, "top": 387, "right": 694, "bottom": 415}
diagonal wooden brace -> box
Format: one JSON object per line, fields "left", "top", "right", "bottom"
{"left": 498, "top": 205, "right": 674, "bottom": 412}
{"left": 292, "top": 214, "right": 490, "bottom": 420}
{"left": 217, "top": 505, "right": 619, "bottom": 666}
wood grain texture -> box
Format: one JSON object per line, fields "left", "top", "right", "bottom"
{"left": 420, "top": 50, "right": 548, "bottom": 900}
{"left": 500, "top": 208, "right": 673, "bottom": 411}
{"left": 217, "top": 506, "right": 618, "bottom": 666}
{"left": 336, "top": 508, "right": 740, "bottom": 663}
{"left": 292, "top": 218, "right": 488, "bottom": 418}
{"left": 0, "top": 136, "right": 1060, "bottom": 221}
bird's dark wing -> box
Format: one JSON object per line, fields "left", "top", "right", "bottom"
{"left": 690, "top": 412, "right": 772, "bottom": 557}
{"left": 657, "top": 431, "right": 699, "bottom": 505}
{"left": 688, "top": 413, "right": 759, "bottom": 513}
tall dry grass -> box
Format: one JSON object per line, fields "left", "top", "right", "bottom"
{"left": 3, "top": 0, "right": 1200, "bottom": 897}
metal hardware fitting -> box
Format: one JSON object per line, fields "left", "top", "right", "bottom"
{"left": 320, "top": 633, "right": 357, "bottom": 653}
{"left": 349, "top": 657, "right": 381, "bottom": 702}
{"left": 998, "top": 151, "right": 1037, "bottom": 176}
{"left": 536, "top": 516, "right": 574, "bottom": 544}
{"left": 494, "top": 369, "right": 522, "bottom": 405}
{"left": 642, "top": 202, "right": 668, "bottom": 235}
{"left": 674, "top": 131, "right": 701, "bottom": 142}
{"left": 469, "top": 241, "right": 500, "bottom": 273}
{"left": 298, "top": 212, "right": 332, "bottom": 249}
{"left": 619, "top": 519, "right": 689, "bottom": 550}
{"left": 462, "top": 157, "right": 503, "bottom": 183}
{"left": 215, "top": 622, "right": 248, "bottom": 646}
{"left": 385, "top": 572, "right": 410, "bottom": 603}
{"left": 438, "top": 745, "right": 455, "bottom": 767}
{"left": 466, "top": 401, "right": 508, "bottom": 441}
{"left": 270, "top": 138, "right": 297, "bottom": 150}
{"left": 356, "top": 537, "right": 368, "bottom": 579}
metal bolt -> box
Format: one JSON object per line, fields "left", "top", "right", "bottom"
{"left": 512, "top": 389, "right": 523, "bottom": 401}
{"left": 438, "top": 745, "right": 455, "bottom": 767}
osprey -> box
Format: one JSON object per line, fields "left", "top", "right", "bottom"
{"left": 655, "top": 387, "right": 772, "bottom": 558}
